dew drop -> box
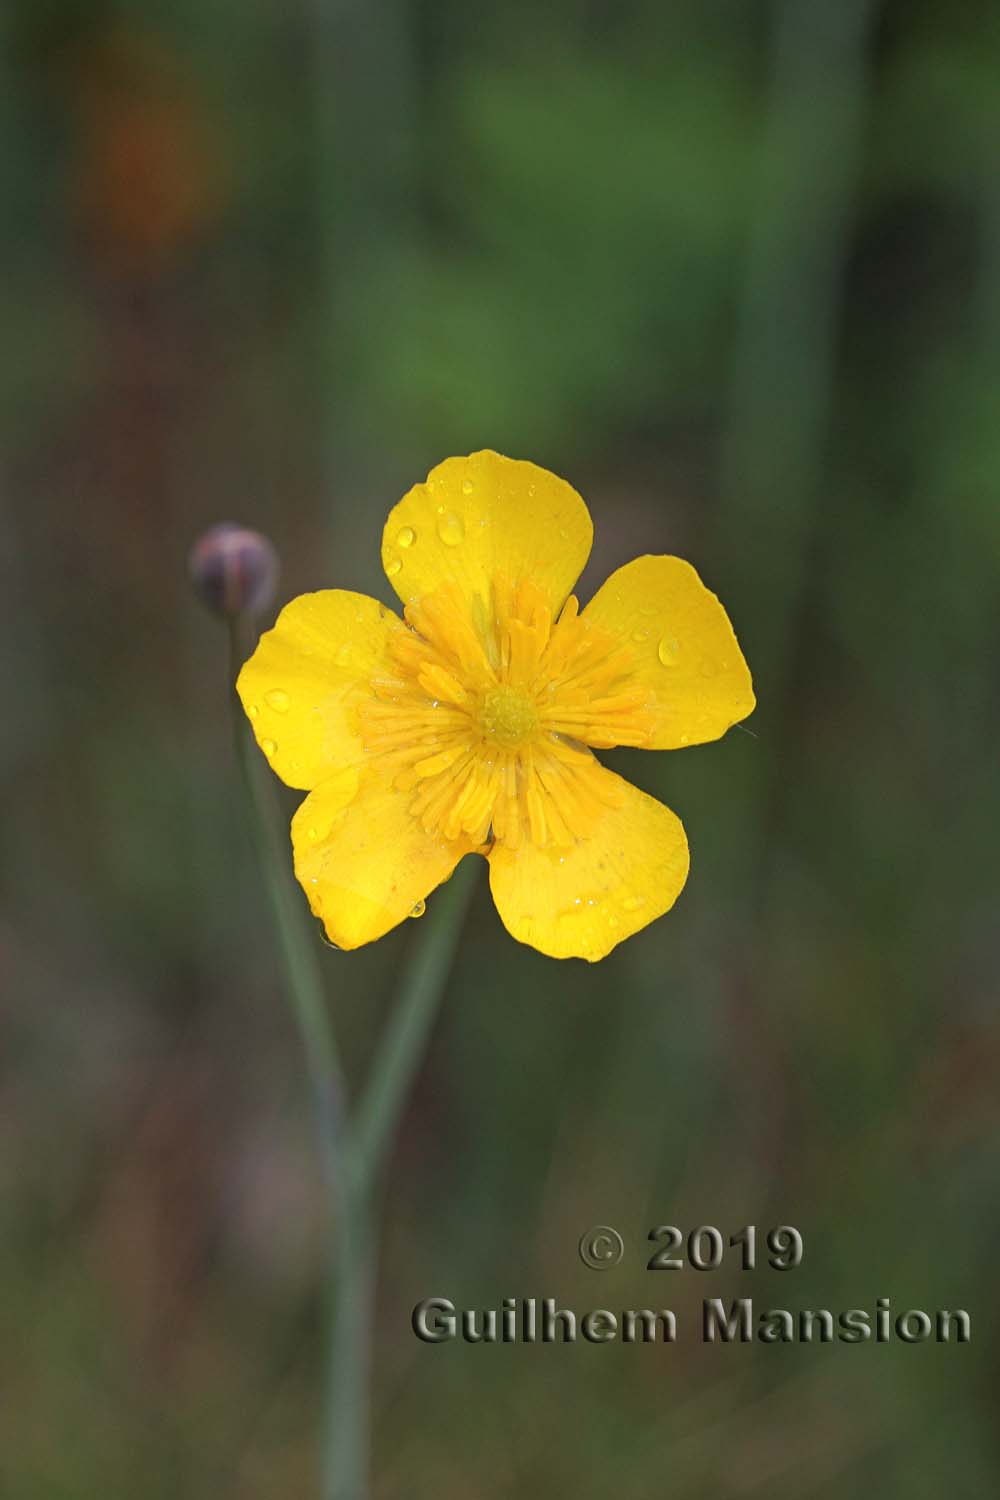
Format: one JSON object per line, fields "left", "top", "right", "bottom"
{"left": 657, "top": 636, "right": 680, "bottom": 667}
{"left": 386, "top": 557, "right": 403, "bottom": 577}
{"left": 461, "top": 477, "right": 474, "bottom": 496}
{"left": 622, "top": 895, "right": 644, "bottom": 913}
{"left": 436, "top": 512, "right": 464, "bottom": 546}
{"left": 408, "top": 898, "right": 426, "bottom": 919}
{"left": 397, "top": 525, "right": 416, "bottom": 549}
{"left": 631, "top": 629, "right": 649, "bottom": 644}
{"left": 307, "top": 825, "right": 320, "bottom": 842}
{"left": 265, "top": 688, "right": 290, "bottom": 713}
{"left": 248, "top": 704, "right": 260, "bottom": 719}
{"left": 261, "top": 738, "right": 277, "bottom": 758}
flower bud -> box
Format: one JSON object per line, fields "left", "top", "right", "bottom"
{"left": 188, "top": 523, "right": 279, "bottom": 618}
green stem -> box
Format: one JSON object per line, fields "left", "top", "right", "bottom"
{"left": 351, "top": 856, "right": 479, "bottom": 1196}
{"left": 325, "top": 1179, "right": 375, "bottom": 1500}
{"left": 228, "top": 620, "right": 349, "bottom": 1202}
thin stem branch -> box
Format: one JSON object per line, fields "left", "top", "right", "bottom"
{"left": 227, "top": 619, "right": 349, "bottom": 1203}
{"left": 351, "top": 857, "right": 479, "bottom": 1196}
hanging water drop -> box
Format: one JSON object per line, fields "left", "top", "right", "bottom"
{"left": 436, "top": 513, "right": 464, "bottom": 546}
{"left": 408, "top": 898, "right": 426, "bottom": 918}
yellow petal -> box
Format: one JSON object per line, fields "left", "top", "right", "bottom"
{"left": 381, "top": 450, "right": 592, "bottom": 614}
{"left": 237, "top": 591, "right": 402, "bottom": 790}
{"left": 487, "top": 770, "right": 689, "bottom": 961}
{"left": 292, "top": 766, "right": 474, "bottom": 950}
{"left": 582, "top": 556, "right": 754, "bottom": 749}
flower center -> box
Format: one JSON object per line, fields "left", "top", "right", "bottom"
{"left": 479, "top": 685, "right": 538, "bottom": 749}
{"left": 358, "top": 575, "right": 653, "bottom": 850}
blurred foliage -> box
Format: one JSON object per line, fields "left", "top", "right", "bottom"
{"left": 2, "top": 0, "right": 998, "bottom": 1496}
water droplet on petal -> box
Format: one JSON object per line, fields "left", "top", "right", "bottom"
{"left": 408, "top": 898, "right": 426, "bottom": 918}
{"left": 265, "top": 688, "right": 290, "bottom": 712}
{"left": 436, "top": 512, "right": 464, "bottom": 546}
{"left": 386, "top": 557, "right": 403, "bottom": 577}
{"left": 461, "top": 477, "right": 474, "bottom": 496}
{"left": 307, "top": 825, "right": 320, "bottom": 842}
{"left": 261, "top": 738, "right": 277, "bottom": 757}
{"left": 248, "top": 704, "right": 260, "bottom": 719}
{"left": 397, "top": 525, "right": 416, "bottom": 548}
{"left": 657, "top": 636, "right": 680, "bottom": 667}
{"left": 622, "top": 895, "right": 644, "bottom": 913}
{"left": 631, "top": 629, "right": 649, "bottom": 644}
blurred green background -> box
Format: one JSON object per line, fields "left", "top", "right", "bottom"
{"left": 3, "top": 0, "right": 998, "bottom": 1494}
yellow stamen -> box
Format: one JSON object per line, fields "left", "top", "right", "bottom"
{"left": 357, "top": 576, "right": 653, "bottom": 848}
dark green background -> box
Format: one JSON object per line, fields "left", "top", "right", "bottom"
{"left": 3, "top": 0, "right": 997, "bottom": 1494}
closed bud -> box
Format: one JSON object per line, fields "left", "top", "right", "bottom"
{"left": 188, "top": 523, "right": 279, "bottom": 618}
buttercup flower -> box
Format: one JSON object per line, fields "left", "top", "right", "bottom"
{"left": 237, "top": 452, "right": 754, "bottom": 960}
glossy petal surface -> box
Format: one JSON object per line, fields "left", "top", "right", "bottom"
{"left": 292, "top": 766, "right": 475, "bottom": 950}
{"left": 237, "top": 591, "right": 402, "bottom": 789}
{"left": 488, "top": 767, "right": 689, "bottom": 960}
{"left": 381, "top": 450, "right": 592, "bottom": 616}
{"left": 581, "top": 555, "right": 755, "bottom": 749}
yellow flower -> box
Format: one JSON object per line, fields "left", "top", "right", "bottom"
{"left": 237, "top": 451, "right": 754, "bottom": 960}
